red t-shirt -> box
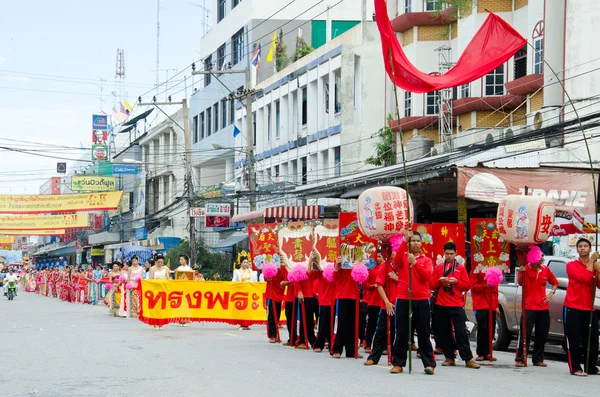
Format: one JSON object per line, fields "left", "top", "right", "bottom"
{"left": 334, "top": 268, "right": 359, "bottom": 300}
{"left": 365, "top": 265, "right": 382, "bottom": 307}
{"left": 295, "top": 271, "right": 319, "bottom": 298}
{"left": 315, "top": 271, "right": 336, "bottom": 306}
{"left": 564, "top": 259, "right": 600, "bottom": 311}
{"left": 429, "top": 261, "right": 470, "bottom": 307}
{"left": 518, "top": 264, "right": 558, "bottom": 310}
{"left": 375, "top": 261, "right": 398, "bottom": 309}
{"left": 264, "top": 267, "right": 286, "bottom": 302}
{"left": 282, "top": 267, "right": 295, "bottom": 303}
{"left": 470, "top": 270, "right": 498, "bottom": 310}
{"left": 393, "top": 242, "right": 433, "bottom": 301}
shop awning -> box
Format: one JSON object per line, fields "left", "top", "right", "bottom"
{"left": 211, "top": 232, "right": 248, "bottom": 252}
{"left": 264, "top": 205, "right": 322, "bottom": 220}
{"left": 231, "top": 210, "right": 264, "bottom": 223}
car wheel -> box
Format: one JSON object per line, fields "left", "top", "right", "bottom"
{"left": 493, "top": 310, "right": 511, "bottom": 351}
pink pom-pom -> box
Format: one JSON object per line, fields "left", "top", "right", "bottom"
{"left": 323, "top": 264, "right": 335, "bottom": 283}
{"left": 118, "top": 275, "right": 127, "bottom": 283}
{"left": 526, "top": 245, "right": 543, "bottom": 265}
{"left": 351, "top": 264, "right": 369, "bottom": 283}
{"left": 125, "top": 282, "right": 134, "bottom": 290}
{"left": 74, "top": 285, "right": 80, "bottom": 291}
{"left": 289, "top": 264, "right": 308, "bottom": 283}
{"left": 262, "top": 263, "right": 278, "bottom": 279}
{"left": 390, "top": 234, "right": 404, "bottom": 252}
{"left": 104, "top": 283, "right": 112, "bottom": 291}
{"left": 484, "top": 266, "right": 503, "bottom": 287}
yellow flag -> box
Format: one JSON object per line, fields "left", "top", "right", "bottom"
{"left": 124, "top": 99, "right": 133, "bottom": 112}
{"left": 266, "top": 31, "right": 277, "bottom": 62}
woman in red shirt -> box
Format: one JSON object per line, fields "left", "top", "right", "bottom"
{"left": 564, "top": 238, "right": 600, "bottom": 376}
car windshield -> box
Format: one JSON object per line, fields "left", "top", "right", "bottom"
{"left": 546, "top": 259, "right": 568, "bottom": 279}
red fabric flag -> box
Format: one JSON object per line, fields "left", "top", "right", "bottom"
{"left": 470, "top": 218, "right": 510, "bottom": 273}
{"left": 432, "top": 223, "right": 466, "bottom": 260}
{"left": 374, "top": 0, "right": 526, "bottom": 93}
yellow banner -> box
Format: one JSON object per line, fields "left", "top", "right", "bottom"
{"left": 0, "top": 192, "right": 123, "bottom": 214}
{"left": 71, "top": 176, "right": 116, "bottom": 191}
{"left": 0, "top": 214, "right": 88, "bottom": 230}
{"left": 0, "top": 229, "right": 65, "bottom": 236}
{"left": 90, "top": 248, "right": 104, "bottom": 256}
{"left": 139, "top": 280, "right": 274, "bottom": 326}
{"left": 0, "top": 236, "right": 15, "bottom": 244}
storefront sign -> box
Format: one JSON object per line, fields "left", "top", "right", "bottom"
{"left": 0, "top": 214, "right": 88, "bottom": 230}
{"left": 90, "top": 248, "right": 104, "bottom": 256}
{"left": 138, "top": 280, "right": 271, "bottom": 327}
{"left": 189, "top": 207, "right": 206, "bottom": 217}
{"left": 0, "top": 192, "right": 123, "bottom": 214}
{"left": 206, "top": 203, "right": 231, "bottom": 215}
{"left": 0, "top": 236, "right": 15, "bottom": 244}
{"left": 0, "top": 229, "right": 66, "bottom": 236}
{"left": 71, "top": 176, "right": 116, "bottom": 192}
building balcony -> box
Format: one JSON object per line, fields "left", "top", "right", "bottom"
{"left": 450, "top": 94, "right": 526, "bottom": 116}
{"left": 505, "top": 74, "right": 543, "bottom": 96}
{"left": 391, "top": 7, "right": 458, "bottom": 33}
{"left": 389, "top": 115, "right": 439, "bottom": 131}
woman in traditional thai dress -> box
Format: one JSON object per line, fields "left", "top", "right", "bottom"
{"left": 232, "top": 256, "right": 257, "bottom": 330}
{"left": 117, "top": 261, "right": 131, "bottom": 317}
{"left": 89, "top": 264, "right": 103, "bottom": 305}
{"left": 70, "top": 268, "right": 81, "bottom": 302}
{"left": 149, "top": 254, "right": 170, "bottom": 329}
{"left": 60, "top": 269, "right": 72, "bottom": 302}
{"left": 107, "top": 263, "right": 122, "bottom": 316}
{"left": 127, "top": 256, "right": 144, "bottom": 318}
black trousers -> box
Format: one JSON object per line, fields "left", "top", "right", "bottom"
{"left": 434, "top": 305, "right": 473, "bottom": 361}
{"left": 359, "top": 301, "right": 368, "bottom": 342}
{"left": 332, "top": 298, "right": 357, "bottom": 357}
{"left": 368, "top": 309, "right": 396, "bottom": 364}
{"left": 475, "top": 309, "right": 496, "bottom": 357}
{"left": 564, "top": 307, "right": 599, "bottom": 374}
{"left": 392, "top": 299, "right": 436, "bottom": 368}
{"left": 365, "top": 305, "right": 381, "bottom": 350}
{"left": 266, "top": 299, "right": 282, "bottom": 338}
{"left": 314, "top": 305, "right": 333, "bottom": 350}
{"left": 515, "top": 309, "right": 550, "bottom": 363}
{"left": 285, "top": 301, "right": 294, "bottom": 344}
{"left": 312, "top": 297, "right": 320, "bottom": 325}
{"left": 292, "top": 298, "right": 316, "bottom": 346}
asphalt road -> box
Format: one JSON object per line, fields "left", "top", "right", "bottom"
{"left": 2, "top": 291, "right": 598, "bottom": 397}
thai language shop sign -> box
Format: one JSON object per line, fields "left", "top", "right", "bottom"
{"left": 71, "top": 176, "right": 116, "bottom": 192}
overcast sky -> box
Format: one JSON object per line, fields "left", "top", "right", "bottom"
{"left": 0, "top": 0, "right": 210, "bottom": 194}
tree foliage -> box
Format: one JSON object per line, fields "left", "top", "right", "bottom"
{"left": 275, "top": 29, "right": 289, "bottom": 72}
{"left": 165, "top": 238, "right": 231, "bottom": 280}
{"left": 366, "top": 114, "right": 396, "bottom": 167}
{"left": 292, "top": 36, "right": 314, "bottom": 62}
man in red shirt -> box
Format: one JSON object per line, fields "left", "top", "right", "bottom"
{"left": 281, "top": 267, "right": 295, "bottom": 347}
{"left": 364, "top": 245, "right": 397, "bottom": 366}
{"left": 470, "top": 264, "right": 499, "bottom": 361}
{"left": 293, "top": 254, "right": 319, "bottom": 349}
{"left": 264, "top": 265, "right": 286, "bottom": 343}
{"left": 563, "top": 237, "right": 600, "bottom": 376}
{"left": 515, "top": 246, "right": 558, "bottom": 367}
{"left": 429, "top": 242, "right": 480, "bottom": 369}
{"left": 313, "top": 266, "right": 336, "bottom": 353}
{"left": 390, "top": 230, "right": 436, "bottom": 374}
{"left": 363, "top": 253, "right": 384, "bottom": 353}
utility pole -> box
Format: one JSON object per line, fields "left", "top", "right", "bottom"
{"left": 137, "top": 97, "right": 196, "bottom": 267}
{"left": 191, "top": 66, "right": 257, "bottom": 211}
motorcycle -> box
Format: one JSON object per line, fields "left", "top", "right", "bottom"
{"left": 6, "top": 280, "right": 16, "bottom": 300}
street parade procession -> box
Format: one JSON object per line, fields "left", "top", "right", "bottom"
{"left": 2, "top": 0, "right": 600, "bottom": 395}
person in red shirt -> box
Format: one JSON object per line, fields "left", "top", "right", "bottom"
{"left": 515, "top": 245, "right": 558, "bottom": 367}
{"left": 470, "top": 263, "right": 499, "bottom": 361}
{"left": 281, "top": 267, "right": 296, "bottom": 347}
{"left": 313, "top": 264, "right": 337, "bottom": 352}
{"left": 429, "top": 242, "right": 479, "bottom": 369}
{"left": 563, "top": 237, "right": 600, "bottom": 376}
{"left": 364, "top": 253, "right": 384, "bottom": 353}
{"left": 390, "top": 230, "right": 436, "bottom": 375}
{"left": 293, "top": 252, "right": 320, "bottom": 349}
{"left": 331, "top": 254, "right": 365, "bottom": 359}
{"left": 264, "top": 265, "right": 286, "bottom": 343}
{"left": 364, "top": 245, "right": 397, "bottom": 366}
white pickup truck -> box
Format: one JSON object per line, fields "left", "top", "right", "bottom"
{"left": 464, "top": 256, "right": 600, "bottom": 352}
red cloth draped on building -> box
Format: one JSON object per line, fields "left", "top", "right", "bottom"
{"left": 373, "top": 0, "right": 526, "bottom": 93}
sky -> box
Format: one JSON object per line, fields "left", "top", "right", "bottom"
{"left": 0, "top": 0, "right": 210, "bottom": 194}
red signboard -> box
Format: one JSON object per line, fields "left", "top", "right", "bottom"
{"left": 470, "top": 218, "right": 510, "bottom": 273}
{"left": 278, "top": 222, "right": 314, "bottom": 268}
{"left": 314, "top": 220, "right": 339, "bottom": 267}
{"left": 412, "top": 223, "right": 434, "bottom": 259}
{"left": 205, "top": 216, "right": 230, "bottom": 228}
{"left": 338, "top": 212, "right": 378, "bottom": 267}
{"left": 248, "top": 223, "right": 280, "bottom": 270}
{"left": 432, "top": 223, "right": 466, "bottom": 259}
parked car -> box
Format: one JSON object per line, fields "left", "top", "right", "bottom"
{"left": 464, "top": 256, "right": 600, "bottom": 352}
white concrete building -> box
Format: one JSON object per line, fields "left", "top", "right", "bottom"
{"left": 139, "top": 109, "right": 189, "bottom": 240}
{"left": 232, "top": 22, "right": 387, "bottom": 214}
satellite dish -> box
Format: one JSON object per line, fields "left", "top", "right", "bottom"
{"left": 534, "top": 112, "right": 543, "bottom": 130}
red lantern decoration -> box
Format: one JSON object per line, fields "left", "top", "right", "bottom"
{"left": 496, "top": 195, "right": 555, "bottom": 244}
{"left": 357, "top": 187, "right": 413, "bottom": 242}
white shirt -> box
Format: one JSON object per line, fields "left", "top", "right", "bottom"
{"left": 5, "top": 273, "right": 18, "bottom": 283}
{"left": 176, "top": 265, "right": 193, "bottom": 271}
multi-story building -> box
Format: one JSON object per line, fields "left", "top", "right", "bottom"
{"left": 188, "top": 0, "right": 369, "bottom": 218}
{"left": 232, "top": 21, "right": 387, "bottom": 214}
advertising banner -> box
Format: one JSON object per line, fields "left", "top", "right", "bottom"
{"left": 138, "top": 280, "right": 270, "bottom": 326}
{"left": 71, "top": 176, "right": 116, "bottom": 192}
{"left": 92, "top": 114, "right": 108, "bottom": 130}
{"left": 0, "top": 236, "right": 15, "bottom": 244}
{"left": 457, "top": 167, "right": 598, "bottom": 221}
{"left": 0, "top": 229, "right": 66, "bottom": 236}
{"left": 112, "top": 164, "right": 139, "bottom": 175}
{"left": 0, "top": 214, "right": 88, "bottom": 230}
{"left": 0, "top": 192, "right": 123, "bottom": 214}
{"left": 91, "top": 145, "right": 109, "bottom": 161}
{"left": 248, "top": 223, "right": 280, "bottom": 270}
{"left": 470, "top": 218, "right": 509, "bottom": 274}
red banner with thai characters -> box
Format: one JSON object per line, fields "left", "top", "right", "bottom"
{"left": 338, "top": 212, "right": 378, "bottom": 268}
{"left": 470, "top": 218, "right": 510, "bottom": 274}
{"left": 432, "top": 223, "right": 466, "bottom": 259}
{"left": 248, "top": 223, "right": 280, "bottom": 270}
